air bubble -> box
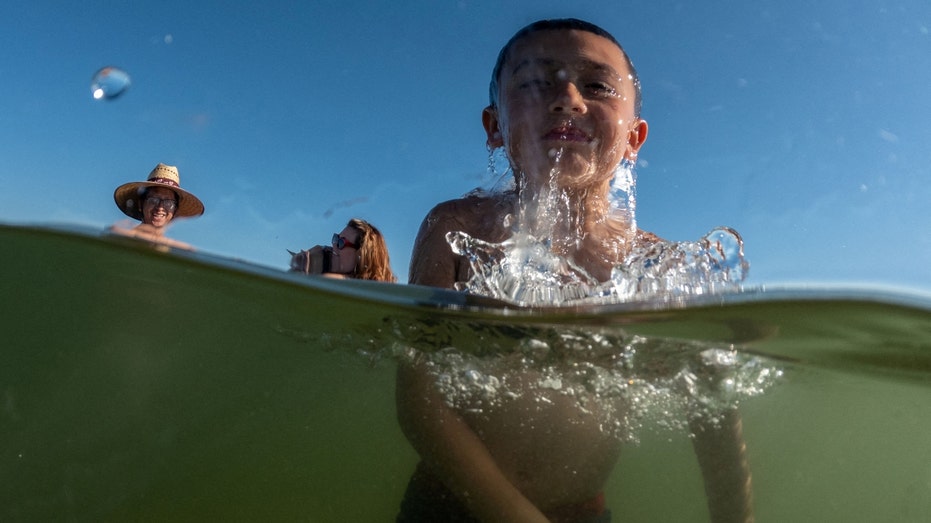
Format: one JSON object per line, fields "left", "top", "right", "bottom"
{"left": 91, "top": 67, "right": 131, "bottom": 100}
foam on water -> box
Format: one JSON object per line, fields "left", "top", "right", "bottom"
{"left": 422, "top": 153, "right": 772, "bottom": 441}
{"left": 449, "top": 226, "right": 748, "bottom": 306}
{"left": 398, "top": 324, "right": 782, "bottom": 443}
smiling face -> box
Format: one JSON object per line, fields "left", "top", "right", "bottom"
{"left": 483, "top": 29, "right": 647, "bottom": 193}
{"left": 141, "top": 186, "right": 178, "bottom": 228}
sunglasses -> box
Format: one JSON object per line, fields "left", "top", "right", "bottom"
{"left": 144, "top": 196, "right": 178, "bottom": 213}
{"left": 332, "top": 233, "right": 358, "bottom": 250}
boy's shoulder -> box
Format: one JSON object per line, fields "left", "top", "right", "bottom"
{"left": 429, "top": 191, "right": 504, "bottom": 214}
{"left": 424, "top": 192, "right": 510, "bottom": 232}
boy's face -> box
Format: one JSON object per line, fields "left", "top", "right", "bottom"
{"left": 484, "top": 29, "right": 647, "bottom": 191}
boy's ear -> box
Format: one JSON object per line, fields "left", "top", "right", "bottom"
{"left": 625, "top": 119, "right": 649, "bottom": 160}
{"left": 482, "top": 105, "right": 504, "bottom": 148}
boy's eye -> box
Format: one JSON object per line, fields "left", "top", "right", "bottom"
{"left": 587, "top": 82, "right": 618, "bottom": 96}
{"left": 520, "top": 78, "right": 551, "bottom": 89}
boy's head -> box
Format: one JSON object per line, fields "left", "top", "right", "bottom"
{"left": 489, "top": 18, "right": 642, "bottom": 117}
{"left": 482, "top": 19, "right": 649, "bottom": 190}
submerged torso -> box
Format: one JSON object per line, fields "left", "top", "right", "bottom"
{"left": 449, "top": 357, "right": 627, "bottom": 508}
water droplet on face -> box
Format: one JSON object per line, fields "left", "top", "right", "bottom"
{"left": 91, "top": 67, "right": 131, "bottom": 100}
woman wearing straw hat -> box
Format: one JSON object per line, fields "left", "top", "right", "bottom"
{"left": 110, "top": 163, "right": 205, "bottom": 249}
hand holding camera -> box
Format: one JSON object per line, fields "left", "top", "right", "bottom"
{"left": 288, "top": 245, "right": 332, "bottom": 274}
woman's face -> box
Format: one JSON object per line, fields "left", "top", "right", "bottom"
{"left": 330, "top": 225, "right": 360, "bottom": 275}
{"left": 141, "top": 187, "right": 178, "bottom": 228}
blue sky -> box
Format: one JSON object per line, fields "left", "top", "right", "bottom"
{"left": 2, "top": 0, "right": 930, "bottom": 292}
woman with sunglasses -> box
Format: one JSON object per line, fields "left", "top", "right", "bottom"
{"left": 289, "top": 218, "right": 397, "bottom": 282}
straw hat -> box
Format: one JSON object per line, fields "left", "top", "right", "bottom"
{"left": 113, "top": 163, "right": 205, "bottom": 220}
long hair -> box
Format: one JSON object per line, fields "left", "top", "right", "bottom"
{"left": 347, "top": 218, "right": 397, "bottom": 282}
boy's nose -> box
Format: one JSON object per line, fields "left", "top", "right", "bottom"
{"left": 549, "top": 82, "right": 587, "bottom": 114}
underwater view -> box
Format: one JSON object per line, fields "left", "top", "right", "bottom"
{"left": 2, "top": 225, "right": 930, "bottom": 522}
{"left": 2, "top": 1, "right": 931, "bottom": 522}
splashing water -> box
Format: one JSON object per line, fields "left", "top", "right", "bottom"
{"left": 609, "top": 158, "right": 637, "bottom": 231}
{"left": 399, "top": 327, "right": 782, "bottom": 442}
{"left": 609, "top": 226, "right": 749, "bottom": 302}
{"left": 451, "top": 226, "right": 748, "bottom": 306}
{"left": 429, "top": 151, "right": 768, "bottom": 441}
{"left": 449, "top": 231, "right": 600, "bottom": 305}
{"left": 91, "top": 66, "right": 131, "bottom": 100}
{"left": 451, "top": 158, "right": 748, "bottom": 306}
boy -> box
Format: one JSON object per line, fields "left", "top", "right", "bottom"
{"left": 397, "top": 19, "right": 752, "bottom": 523}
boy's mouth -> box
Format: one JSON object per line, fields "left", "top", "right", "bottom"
{"left": 543, "top": 124, "right": 591, "bottom": 143}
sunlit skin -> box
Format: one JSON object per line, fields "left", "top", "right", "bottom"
{"left": 109, "top": 186, "right": 194, "bottom": 250}
{"left": 140, "top": 187, "right": 178, "bottom": 230}
{"left": 329, "top": 225, "right": 360, "bottom": 275}
{"left": 411, "top": 29, "right": 654, "bottom": 287}
{"left": 287, "top": 225, "right": 359, "bottom": 278}
{"left": 287, "top": 218, "right": 396, "bottom": 282}
{"left": 400, "top": 29, "right": 652, "bottom": 523}
{"left": 482, "top": 30, "right": 650, "bottom": 272}
{"left": 400, "top": 27, "right": 753, "bottom": 523}
{"left": 483, "top": 29, "right": 648, "bottom": 198}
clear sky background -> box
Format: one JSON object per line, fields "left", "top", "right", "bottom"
{"left": 3, "top": 0, "right": 930, "bottom": 292}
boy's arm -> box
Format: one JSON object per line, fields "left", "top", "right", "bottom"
{"left": 689, "top": 407, "right": 754, "bottom": 523}
{"left": 402, "top": 204, "right": 546, "bottom": 521}
{"left": 396, "top": 360, "right": 550, "bottom": 523}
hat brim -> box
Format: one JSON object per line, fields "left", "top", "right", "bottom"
{"left": 114, "top": 181, "right": 205, "bottom": 221}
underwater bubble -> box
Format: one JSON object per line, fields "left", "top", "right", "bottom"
{"left": 91, "top": 67, "right": 131, "bottom": 100}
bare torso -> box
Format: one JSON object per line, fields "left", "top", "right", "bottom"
{"left": 404, "top": 192, "right": 656, "bottom": 511}
{"left": 455, "top": 362, "right": 625, "bottom": 508}
{"left": 409, "top": 192, "right": 660, "bottom": 288}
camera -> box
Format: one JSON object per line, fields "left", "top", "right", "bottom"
{"left": 322, "top": 246, "right": 333, "bottom": 273}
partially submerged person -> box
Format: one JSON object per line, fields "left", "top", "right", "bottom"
{"left": 396, "top": 19, "right": 753, "bottom": 523}
{"left": 289, "top": 218, "right": 397, "bottom": 282}
{"left": 110, "top": 163, "right": 205, "bottom": 250}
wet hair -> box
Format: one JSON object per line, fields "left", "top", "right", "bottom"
{"left": 488, "top": 18, "right": 642, "bottom": 117}
{"left": 347, "top": 218, "right": 397, "bottom": 282}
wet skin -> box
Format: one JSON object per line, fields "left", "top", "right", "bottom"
{"left": 482, "top": 29, "right": 648, "bottom": 195}
{"left": 399, "top": 29, "right": 653, "bottom": 523}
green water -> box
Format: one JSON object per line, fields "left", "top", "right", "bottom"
{"left": 2, "top": 225, "right": 930, "bottom": 522}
